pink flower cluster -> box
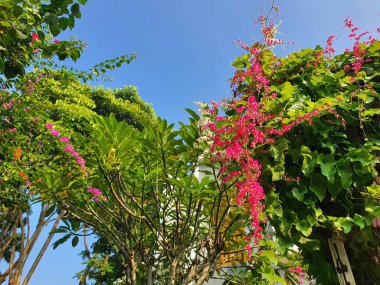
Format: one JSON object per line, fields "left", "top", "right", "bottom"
{"left": 87, "top": 186, "right": 105, "bottom": 202}
{"left": 204, "top": 11, "right": 344, "bottom": 253}
{"left": 2, "top": 99, "right": 14, "bottom": 109}
{"left": 289, "top": 267, "right": 306, "bottom": 283}
{"left": 343, "top": 17, "right": 377, "bottom": 74}
{"left": 324, "top": 35, "right": 336, "bottom": 58}
{"left": 46, "top": 123, "right": 88, "bottom": 176}
{"left": 265, "top": 38, "right": 284, "bottom": 46}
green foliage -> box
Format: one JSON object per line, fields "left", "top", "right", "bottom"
{"left": 22, "top": 68, "right": 156, "bottom": 131}
{"left": 48, "top": 113, "right": 247, "bottom": 284}
{"left": 241, "top": 41, "right": 380, "bottom": 284}
{"left": 91, "top": 85, "right": 156, "bottom": 130}
{"left": 0, "top": 65, "right": 156, "bottom": 282}
{"left": 0, "top": 0, "right": 87, "bottom": 80}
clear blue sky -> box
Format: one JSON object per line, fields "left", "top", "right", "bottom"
{"left": 25, "top": 1, "right": 379, "bottom": 284}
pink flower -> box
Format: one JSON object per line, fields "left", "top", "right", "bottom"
{"left": 59, "top": 137, "right": 70, "bottom": 144}
{"left": 45, "top": 123, "right": 53, "bottom": 129}
{"left": 76, "top": 157, "right": 85, "bottom": 165}
{"left": 344, "top": 17, "right": 353, "bottom": 28}
{"left": 53, "top": 39, "right": 60, "bottom": 44}
{"left": 87, "top": 186, "right": 103, "bottom": 202}
{"left": 64, "top": 144, "right": 74, "bottom": 153}
{"left": 31, "top": 33, "right": 40, "bottom": 42}
{"left": 50, "top": 130, "right": 60, "bottom": 137}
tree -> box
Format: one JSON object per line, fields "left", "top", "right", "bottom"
{"left": 40, "top": 113, "right": 250, "bottom": 285}
{"left": 0, "top": 67, "right": 155, "bottom": 284}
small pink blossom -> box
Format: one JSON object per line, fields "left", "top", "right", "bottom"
{"left": 31, "top": 33, "right": 40, "bottom": 42}
{"left": 59, "top": 137, "right": 70, "bottom": 144}
{"left": 87, "top": 186, "right": 104, "bottom": 202}
{"left": 45, "top": 123, "right": 53, "bottom": 129}
{"left": 76, "top": 157, "right": 85, "bottom": 165}
{"left": 53, "top": 39, "right": 60, "bottom": 44}
{"left": 50, "top": 130, "right": 60, "bottom": 137}
{"left": 64, "top": 144, "right": 74, "bottom": 153}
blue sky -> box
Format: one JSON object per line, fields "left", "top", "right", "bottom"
{"left": 24, "top": 0, "right": 380, "bottom": 284}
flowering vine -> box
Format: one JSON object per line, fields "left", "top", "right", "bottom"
{"left": 201, "top": 13, "right": 379, "bottom": 272}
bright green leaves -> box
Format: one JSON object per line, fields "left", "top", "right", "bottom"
{"left": 348, "top": 148, "right": 376, "bottom": 164}
{"left": 317, "top": 153, "right": 336, "bottom": 183}
{"left": 295, "top": 218, "right": 312, "bottom": 237}
{"left": 301, "top": 146, "right": 317, "bottom": 176}
{"left": 90, "top": 114, "right": 139, "bottom": 170}
{"left": 279, "top": 82, "right": 297, "bottom": 103}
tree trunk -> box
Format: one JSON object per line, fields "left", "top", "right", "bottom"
{"left": 126, "top": 252, "right": 137, "bottom": 285}
{"left": 22, "top": 211, "right": 64, "bottom": 285}
{"left": 168, "top": 258, "right": 178, "bottom": 285}
{"left": 147, "top": 266, "right": 153, "bottom": 285}
{"left": 195, "top": 264, "right": 211, "bottom": 285}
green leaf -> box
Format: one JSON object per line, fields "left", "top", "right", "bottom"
{"left": 15, "top": 29, "right": 27, "bottom": 39}
{"left": 318, "top": 154, "right": 336, "bottom": 183}
{"left": 279, "top": 81, "right": 297, "bottom": 103}
{"left": 337, "top": 160, "right": 352, "bottom": 189}
{"left": 71, "top": 3, "right": 81, "bottom": 18}
{"left": 53, "top": 234, "right": 71, "bottom": 249}
{"left": 342, "top": 219, "right": 353, "bottom": 233}
{"left": 72, "top": 236, "right": 79, "bottom": 247}
{"left": 262, "top": 272, "right": 287, "bottom": 285}
{"left": 59, "top": 17, "right": 69, "bottom": 30}
{"left": 41, "top": 49, "right": 53, "bottom": 59}
{"left": 44, "top": 205, "right": 56, "bottom": 217}
{"left": 347, "top": 148, "right": 375, "bottom": 164}
{"left": 269, "top": 163, "right": 284, "bottom": 181}
{"left": 310, "top": 173, "right": 326, "bottom": 202}
{"left": 327, "top": 175, "right": 342, "bottom": 199}
{"left": 44, "top": 12, "right": 59, "bottom": 25}
{"left": 362, "top": 108, "right": 380, "bottom": 118}
{"left": 50, "top": 24, "right": 61, "bottom": 37}
{"left": 353, "top": 214, "right": 365, "bottom": 230}
{"left": 292, "top": 185, "right": 307, "bottom": 201}
{"left": 185, "top": 108, "right": 200, "bottom": 120}
{"left": 301, "top": 146, "right": 317, "bottom": 176}
{"left": 296, "top": 219, "right": 312, "bottom": 237}
{"left": 262, "top": 250, "right": 278, "bottom": 265}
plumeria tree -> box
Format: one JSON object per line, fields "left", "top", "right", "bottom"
{"left": 41, "top": 113, "right": 245, "bottom": 285}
